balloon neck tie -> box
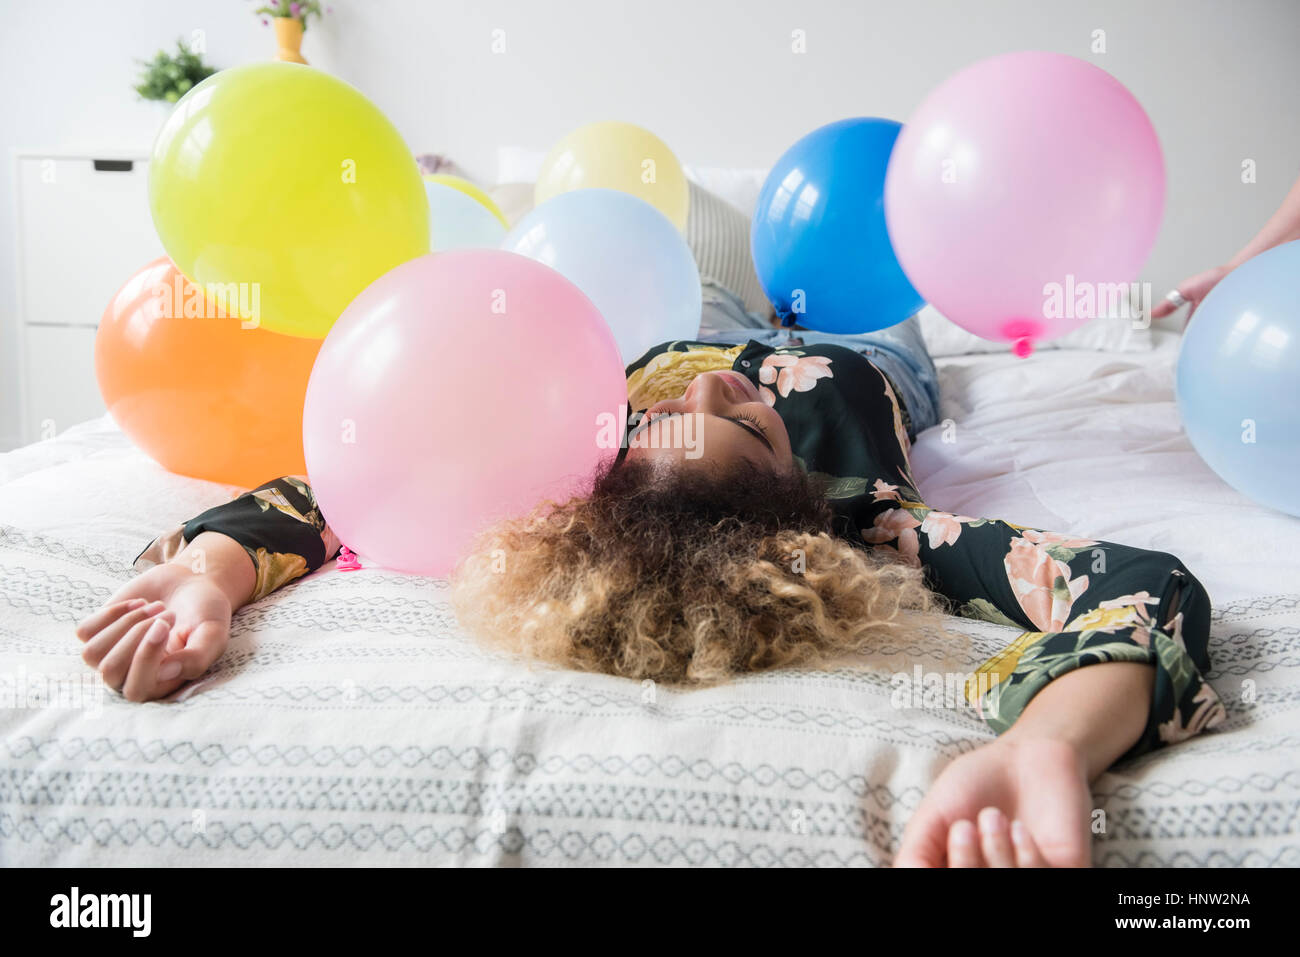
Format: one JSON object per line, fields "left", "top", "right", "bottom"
{"left": 337, "top": 545, "right": 362, "bottom": 571}
{"left": 779, "top": 311, "right": 798, "bottom": 328}
{"left": 1001, "top": 318, "right": 1042, "bottom": 359}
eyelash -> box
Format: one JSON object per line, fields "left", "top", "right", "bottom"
{"left": 727, "top": 411, "right": 769, "bottom": 437}
{"left": 639, "top": 409, "right": 770, "bottom": 438}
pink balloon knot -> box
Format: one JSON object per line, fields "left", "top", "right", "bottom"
{"left": 1000, "top": 318, "right": 1041, "bottom": 359}
{"left": 337, "top": 545, "right": 362, "bottom": 571}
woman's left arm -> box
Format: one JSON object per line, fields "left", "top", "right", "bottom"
{"left": 863, "top": 492, "right": 1226, "bottom": 759}
{"left": 864, "top": 488, "right": 1226, "bottom": 866}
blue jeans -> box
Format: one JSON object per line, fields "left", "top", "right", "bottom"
{"left": 695, "top": 280, "right": 941, "bottom": 437}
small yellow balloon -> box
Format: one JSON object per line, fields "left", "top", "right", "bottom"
{"left": 423, "top": 174, "right": 510, "bottom": 228}
{"left": 535, "top": 121, "right": 689, "bottom": 233}
{"left": 150, "top": 63, "right": 429, "bottom": 339}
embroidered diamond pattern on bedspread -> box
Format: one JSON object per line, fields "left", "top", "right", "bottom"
{"left": 1, "top": 521, "right": 1297, "bottom": 867}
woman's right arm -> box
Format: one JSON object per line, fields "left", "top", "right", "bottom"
{"left": 76, "top": 475, "right": 338, "bottom": 701}
{"left": 1153, "top": 168, "right": 1300, "bottom": 323}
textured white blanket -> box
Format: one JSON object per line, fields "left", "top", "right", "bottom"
{"left": 1, "top": 332, "right": 1296, "bottom": 866}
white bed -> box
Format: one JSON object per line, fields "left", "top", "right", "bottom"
{"left": 1, "top": 328, "right": 1297, "bottom": 866}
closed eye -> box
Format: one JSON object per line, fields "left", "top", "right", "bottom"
{"left": 626, "top": 409, "right": 679, "bottom": 443}
{"left": 628, "top": 410, "right": 774, "bottom": 455}
{"left": 723, "top": 415, "right": 775, "bottom": 454}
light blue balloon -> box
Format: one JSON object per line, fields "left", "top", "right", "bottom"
{"left": 503, "top": 189, "right": 702, "bottom": 363}
{"left": 425, "top": 180, "right": 506, "bottom": 251}
{"left": 1177, "top": 240, "right": 1300, "bottom": 517}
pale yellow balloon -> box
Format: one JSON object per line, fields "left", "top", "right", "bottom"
{"left": 423, "top": 173, "right": 510, "bottom": 229}
{"left": 535, "top": 122, "right": 689, "bottom": 233}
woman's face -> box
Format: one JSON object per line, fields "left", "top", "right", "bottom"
{"left": 625, "top": 370, "right": 793, "bottom": 471}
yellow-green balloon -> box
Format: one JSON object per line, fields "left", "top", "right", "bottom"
{"left": 149, "top": 63, "right": 429, "bottom": 339}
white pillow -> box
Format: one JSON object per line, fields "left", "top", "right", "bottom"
{"left": 681, "top": 165, "right": 769, "bottom": 218}
{"left": 916, "top": 303, "right": 1154, "bottom": 356}
{"left": 486, "top": 182, "right": 536, "bottom": 228}
{"left": 495, "top": 146, "right": 549, "bottom": 184}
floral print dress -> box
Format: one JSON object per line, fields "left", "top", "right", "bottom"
{"left": 137, "top": 337, "right": 1224, "bottom": 762}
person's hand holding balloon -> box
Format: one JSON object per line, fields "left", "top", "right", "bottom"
{"left": 1150, "top": 265, "right": 1231, "bottom": 327}
{"left": 1154, "top": 171, "right": 1300, "bottom": 329}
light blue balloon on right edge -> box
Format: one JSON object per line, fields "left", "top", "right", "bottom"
{"left": 1176, "top": 240, "right": 1300, "bottom": 517}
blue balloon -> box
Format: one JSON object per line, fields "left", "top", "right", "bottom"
{"left": 751, "top": 118, "right": 924, "bottom": 334}
{"left": 503, "top": 189, "right": 702, "bottom": 363}
{"left": 1177, "top": 240, "right": 1300, "bottom": 517}
{"left": 424, "top": 179, "right": 506, "bottom": 251}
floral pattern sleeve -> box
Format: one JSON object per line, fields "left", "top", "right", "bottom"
{"left": 134, "top": 476, "right": 340, "bottom": 602}
{"left": 864, "top": 478, "right": 1226, "bottom": 759}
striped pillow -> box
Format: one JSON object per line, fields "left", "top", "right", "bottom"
{"left": 685, "top": 181, "right": 774, "bottom": 320}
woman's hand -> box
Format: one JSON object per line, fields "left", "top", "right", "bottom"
{"left": 1150, "top": 264, "right": 1231, "bottom": 327}
{"left": 1152, "top": 170, "right": 1300, "bottom": 329}
{"left": 76, "top": 563, "right": 232, "bottom": 701}
{"left": 76, "top": 531, "right": 254, "bottom": 702}
{"left": 894, "top": 661, "right": 1156, "bottom": 867}
{"left": 894, "top": 736, "right": 1091, "bottom": 867}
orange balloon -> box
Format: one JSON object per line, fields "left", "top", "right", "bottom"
{"left": 95, "top": 258, "right": 321, "bottom": 488}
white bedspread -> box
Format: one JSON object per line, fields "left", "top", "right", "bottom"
{"left": 2, "top": 329, "right": 1297, "bottom": 866}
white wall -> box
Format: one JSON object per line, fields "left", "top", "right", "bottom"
{"left": 2, "top": 0, "right": 1298, "bottom": 449}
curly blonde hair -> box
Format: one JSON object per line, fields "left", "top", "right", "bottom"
{"left": 451, "top": 459, "right": 947, "bottom": 685}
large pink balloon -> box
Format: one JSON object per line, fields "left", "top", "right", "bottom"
{"left": 303, "top": 250, "right": 626, "bottom": 576}
{"left": 885, "top": 52, "right": 1165, "bottom": 355}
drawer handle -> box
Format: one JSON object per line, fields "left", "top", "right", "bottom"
{"left": 92, "top": 159, "right": 134, "bottom": 172}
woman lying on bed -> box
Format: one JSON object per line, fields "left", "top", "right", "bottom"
{"left": 73, "top": 298, "right": 1225, "bottom": 868}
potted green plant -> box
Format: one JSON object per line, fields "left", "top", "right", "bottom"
{"left": 254, "top": 0, "right": 328, "bottom": 64}
{"left": 133, "top": 41, "right": 217, "bottom": 103}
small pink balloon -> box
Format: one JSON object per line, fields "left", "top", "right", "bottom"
{"left": 885, "top": 52, "right": 1165, "bottom": 354}
{"left": 303, "top": 249, "right": 626, "bottom": 576}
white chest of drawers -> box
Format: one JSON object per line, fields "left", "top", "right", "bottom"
{"left": 12, "top": 150, "right": 164, "bottom": 443}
